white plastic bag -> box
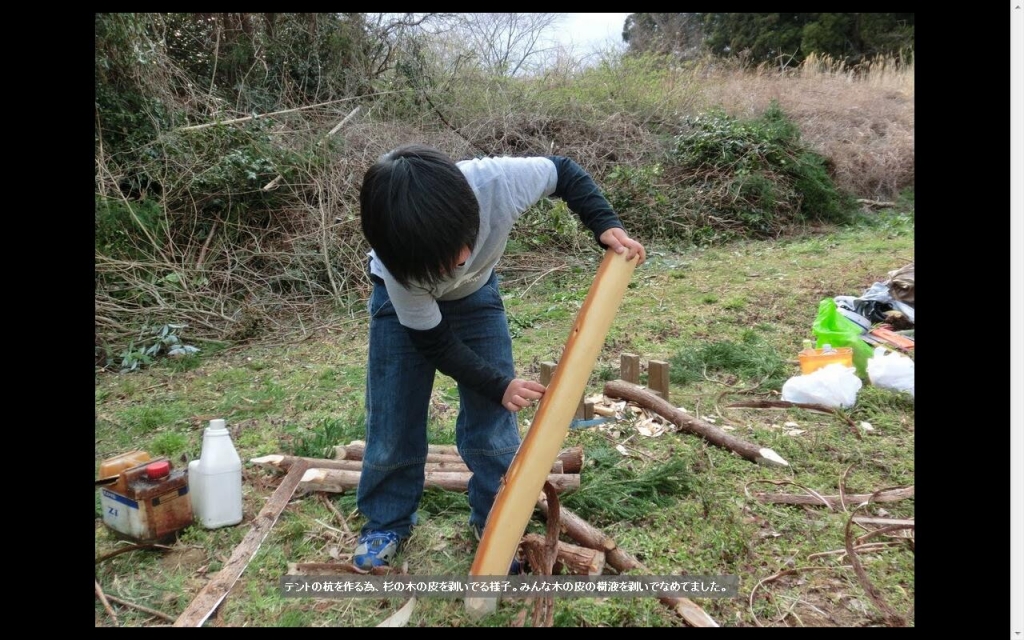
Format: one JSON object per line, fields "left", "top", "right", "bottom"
{"left": 866, "top": 347, "right": 914, "bottom": 397}
{"left": 781, "top": 363, "right": 863, "bottom": 409}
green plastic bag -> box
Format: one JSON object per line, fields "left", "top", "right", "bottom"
{"left": 812, "top": 298, "right": 874, "bottom": 378}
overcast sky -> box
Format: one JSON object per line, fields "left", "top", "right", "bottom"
{"left": 553, "top": 13, "right": 629, "bottom": 53}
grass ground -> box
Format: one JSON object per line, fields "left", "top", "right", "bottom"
{"left": 95, "top": 202, "right": 914, "bottom": 627}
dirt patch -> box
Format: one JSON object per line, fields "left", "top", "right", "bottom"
{"left": 161, "top": 546, "right": 208, "bottom": 572}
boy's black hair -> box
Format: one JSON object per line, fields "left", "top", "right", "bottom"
{"left": 359, "top": 144, "right": 479, "bottom": 288}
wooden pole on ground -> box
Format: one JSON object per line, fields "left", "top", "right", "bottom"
{"left": 298, "top": 467, "right": 579, "bottom": 494}
{"left": 466, "top": 249, "right": 638, "bottom": 617}
{"left": 603, "top": 380, "right": 788, "bottom": 467}
{"left": 251, "top": 454, "right": 564, "bottom": 475}
{"left": 332, "top": 443, "right": 584, "bottom": 474}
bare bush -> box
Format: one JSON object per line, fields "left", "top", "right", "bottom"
{"left": 96, "top": 22, "right": 913, "bottom": 361}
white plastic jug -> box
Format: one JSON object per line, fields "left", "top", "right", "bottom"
{"left": 188, "top": 418, "right": 243, "bottom": 528}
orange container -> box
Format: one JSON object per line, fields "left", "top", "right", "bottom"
{"left": 98, "top": 450, "right": 151, "bottom": 482}
{"left": 798, "top": 347, "right": 853, "bottom": 374}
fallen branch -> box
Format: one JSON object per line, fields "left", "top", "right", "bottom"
{"left": 842, "top": 468, "right": 910, "bottom": 626}
{"left": 174, "top": 460, "right": 310, "bottom": 627}
{"left": 751, "top": 485, "right": 914, "bottom": 509}
{"left": 299, "top": 467, "right": 579, "bottom": 494}
{"left": 748, "top": 566, "right": 852, "bottom": 627}
{"left": 96, "top": 579, "right": 119, "bottom": 625}
{"left": 96, "top": 543, "right": 175, "bottom": 564}
{"left": 744, "top": 479, "right": 835, "bottom": 510}
{"left": 535, "top": 494, "right": 718, "bottom": 628}
{"left": 724, "top": 399, "right": 861, "bottom": 440}
{"left": 317, "top": 493, "right": 353, "bottom": 537}
{"left": 851, "top": 516, "right": 915, "bottom": 528}
{"left": 103, "top": 594, "right": 176, "bottom": 623}
{"left": 856, "top": 198, "right": 897, "bottom": 208}
{"left": 845, "top": 514, "right": 908, "bottom": 625}
{"left": 287, "top": 562, "right": 393, "bottom": 576}
{"left": 806, "top": 541, "right": 904, "bottom": 561}
{"left": 604, "top": 380, "right": 788, "bottom": 467}
{"left": 855, "top": 525, "right": 915, "bottom": 546}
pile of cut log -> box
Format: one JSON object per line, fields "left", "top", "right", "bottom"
{"left": 250, "top": 442, "right": 584, "bottom": 495}
{"left": 251, "top": 439, "right": 720, "bottom": 627}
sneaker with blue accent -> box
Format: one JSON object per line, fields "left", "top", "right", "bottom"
{"left": 353, "top": 530, "right": 402, "bottom": 569}
{"left": 472, "top": 524, "right": 524, "bottom": 575}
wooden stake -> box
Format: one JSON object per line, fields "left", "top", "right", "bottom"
{"left": 542, "top": 361, "right": 589, "bottom": 422}
{"left": 647, "top": 360, "right": 670, "bottom": 402}
{"left": 540, "top": 362, "right": 556, "bottom": 386}
{"left": 620, "top": 354, "right": 640, "bottom": 384}
{"left": 173, "top": 460, "right": 310, "bottom": 627}
{"left": 467, "top": 250, "right": 638, "bottom": 617}
{"left": 603, "top": 380, "right": 788, "bottom": 467}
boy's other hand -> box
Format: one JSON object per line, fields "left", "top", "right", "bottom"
{"left": 503, "top": 379, "right": 546, "bottom": 412}
{"left": 599, "top": 228, "right": 646, "bottom": 266}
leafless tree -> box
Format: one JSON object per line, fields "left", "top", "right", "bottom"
{"left": 435, "top": 13, "right": 565, "bottom": 77}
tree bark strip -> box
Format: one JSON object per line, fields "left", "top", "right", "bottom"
{"left": 466, "top": 250, "right": 638, "bottom": 618}
{"left": 604, "top": 380, "right": 788, "bottom": 467}
{"left": 174, "top": 460, "right": 310, "bottom": 627}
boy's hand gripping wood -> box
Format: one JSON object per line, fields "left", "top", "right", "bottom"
{"left": 465, "top": 249, "right": 638, "bottom": 617}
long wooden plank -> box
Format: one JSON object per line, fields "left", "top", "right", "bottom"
{"left": 173, "top": 460, "right": 309, "bottom": 627}
{"left": 466, "top": 249, "right": 637, "bottom": 616}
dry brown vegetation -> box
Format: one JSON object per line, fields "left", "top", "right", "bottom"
{"left": 694, "top": 54, "right": 914, "bottom": 199}
{"left": 95, "top": 52, "right": 914, "bottom": 362}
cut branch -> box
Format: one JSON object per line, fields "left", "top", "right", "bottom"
{"left": 95, "top": 579, "right": 119, "bottom": 625}
{"left": 535, "top": 494, "right": 718, "bottom": 628}
{"left": 754, "top": 486, "right": 914, "bottom": 509}
{"left": 604, "top": 380, "right": 788, "bottom": 467}
{"left": 298, "top": 467, "right": 579, "bottom": 494}
{"left": 725, "top": 399, "right": 861, "bottom": 439}
{"left": 287, "top": 562, "right": 394, "bottom": 576}
{"left": 103, "top": 594, "right": 176, "bottom": 623}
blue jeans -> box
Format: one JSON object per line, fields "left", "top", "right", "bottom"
{"left": 356, "top": 270, "right": 521, "bottom": 538}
